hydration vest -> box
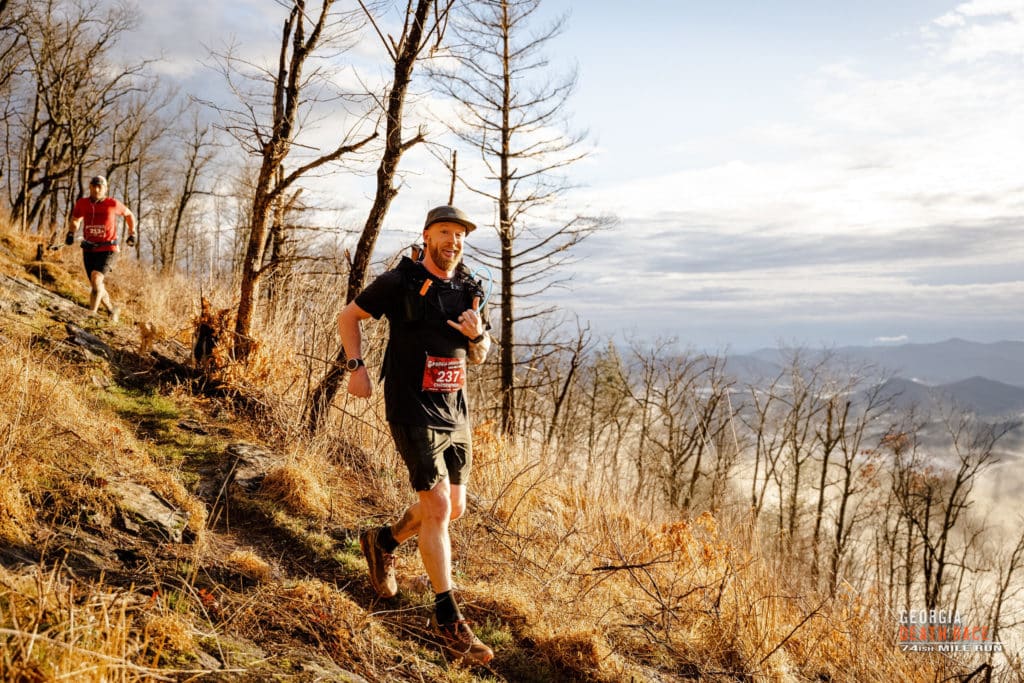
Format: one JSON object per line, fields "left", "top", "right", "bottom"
{"left": 379, "top": 257, "right": 485, "bottom": 383}
{"left": 393, "top": 256, "right": 485, "bottom": 326}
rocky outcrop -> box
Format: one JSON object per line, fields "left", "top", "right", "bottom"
{"left": 107, "top": 479, "right": 192, "bottom": 544}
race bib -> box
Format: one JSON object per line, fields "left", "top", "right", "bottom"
{"left": 84, "top": 225, "right": 106, "bottom": 241}
{"left": 422, "top": 355, "right": 466, "bottom": 393}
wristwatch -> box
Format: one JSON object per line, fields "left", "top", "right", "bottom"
{"left": 469, "top": 333, "right": 486, "bottom": 344}
{"left": 345, "top": 357, "right": 365, "bottom": 371}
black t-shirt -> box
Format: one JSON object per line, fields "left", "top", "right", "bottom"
{"left": 355, "top": 257, "right": 489, "bottom": 429}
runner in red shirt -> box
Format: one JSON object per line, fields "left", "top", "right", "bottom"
{"left": 65, "top": 175, "right": 136, "bottom": 322}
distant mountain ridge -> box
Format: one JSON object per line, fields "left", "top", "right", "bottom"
{"left": 732, "top": 338, "right": 1024, "bottom": 387}
{"left": 874, "top": 375, "right": 1024, "bottom": 418}
{"left": 722, "top": 339, "right": 1024, "bottom": 418}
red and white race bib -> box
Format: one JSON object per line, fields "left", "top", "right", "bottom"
{"left": 84, "top": 225, "right": 107, "bottom": 241}
{"left": 422, "top": 355, "right": 466, "bottom": 393}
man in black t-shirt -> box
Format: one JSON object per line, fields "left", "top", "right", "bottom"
{"left": 337, "top": 205, "right": 494, "bottom": 665}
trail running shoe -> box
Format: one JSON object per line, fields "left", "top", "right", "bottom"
{"left": 431, "top": 619, "right": 494, "bottom": 666}
{"left": 359, "top": 527, "right": 398, "bottom": 598}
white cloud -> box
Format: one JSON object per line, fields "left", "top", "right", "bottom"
{"left": 555, "top": 4, "right": 1024, "bottom": 347}
{"left": 933, "top": 0, "right": 1024, "bottom": 61}
{"left": 948, "top": 0, "right": 1024, "bottom": 18}
{"left": 576, "top": 50, "right": 1023, "bottom": 253}
{"left": 874, "top": 335, "right": 910, "bottom": 344}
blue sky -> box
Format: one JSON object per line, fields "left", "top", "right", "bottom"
{"left": 121, "top": 1, "right": 1024, "bottom": 352}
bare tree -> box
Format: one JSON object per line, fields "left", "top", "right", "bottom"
{"left": 555, "top": 339, "right": 636, "bottom": 494}
{"left": 1, "top": 0, "right": 28, "bottom": 212}
{"left": 893, "top": 408, "right": 1018, "bottom": 609}
{"left": 304, "top": 0, "right": 455, "bottom": 432}
{"left": 743, "top": 373, "right": 786, "bottom": 520}
{"left": 986, "top": 522, "right": 1024, "bottom": 666}
{"left": 624, "top": 343, "right": 735, "bottom": 513}
{"left": 159, "top": 111, "right": 217, "bottom": 272}
{"left": 810, "top": 375, "right": 892, "bottom": 591}
{"left": 204, "top": 0, "right": 377, "bottom": 361}
{"left": 0, "top": 0, "right": 25, "bottom": 101}
{"left": 7, "top": 0, "right": 148, "bottom": 231}
{"left": 104, "top": 86, "right": 178, "bottom": 257}
{"left": 776, "top": 351, "right": 830, "bottom": 547}
{"left": 543, "top": 317, "right": 591, "bottom": 448}
{"left": 621, "top": 338, "right": 669, "bottom": 505}
{"left": 431, "top": 0, "right": 603, "bottom": 436}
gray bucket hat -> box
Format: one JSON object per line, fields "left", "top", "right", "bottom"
{"left": 424, "top": 205, "right": 476, "bottom": 233}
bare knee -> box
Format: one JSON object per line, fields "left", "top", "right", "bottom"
{"left": 449, "top": 484, "right": 467, "bottom": 522}
{"left": 419, "top": 486, "right": 452, "bottom": 526}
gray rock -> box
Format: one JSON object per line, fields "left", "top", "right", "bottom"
{"left": 66, "top": 323, "right": 113, "bottom": 359}
{"left": 179, "top": 418, "right": 209, "bottom": 434}
{"left": 0, "top": 273, "right": 75, "bottom": 314}
{"left": 108, "top": 479, "right": 190, "bottom": 543}
{"left": 226, "top": 443, "right": 280, "bottom": 492}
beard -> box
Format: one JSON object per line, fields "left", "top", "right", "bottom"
{"left": 427, "top": 240, "right": 461, "bottom": 272}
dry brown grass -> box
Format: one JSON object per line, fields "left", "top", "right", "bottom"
{"left": 140, "top": 612, "right": 196, "bottom": 664}
{"left": 225, "top": 549, "right": 274, "bottom": 584}
{"left": 0, "top": 332, "right": 207, "bottom": 547}
{"left": 260, "top": 453, "right": 332, "bottom": 519}
{"left": 450, "top": 426, "right": 965, "bottom": 681}
{"left": 0, "top": 219, "right": 992, "bottom": 681}
{"left": 112, "top": 256, "right": 233, "bottom": 347}
{"left": 222, "top": 578, "right": 403, "bottom": 672}
{"left": 0, "top": 564, "right": 160, "bottom": 682}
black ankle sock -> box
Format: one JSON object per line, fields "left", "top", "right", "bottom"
{"left": 377, "top": 525, "right": 399, "bottom": 553}
{"left": 435, "top": 590, "right": 463, "bottom": 625}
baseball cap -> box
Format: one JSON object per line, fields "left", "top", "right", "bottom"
{"left": 424, "top": 205, "right": 476, "bottom": 234}
{"left": 90, "top": 175, "right": 107, "bottom": 186}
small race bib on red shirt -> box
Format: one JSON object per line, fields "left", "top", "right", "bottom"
{"left": 422, "top": 355, "right": 466, "bottom": 393}
{"left": 84, "top": 225, "right": 107, "bottom": 241}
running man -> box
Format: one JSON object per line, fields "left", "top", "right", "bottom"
{"left": 65, "top": 175, "right": 136, "bottom": 321}
{"left": 338, "top": 205, "right": 494, "bottom": 665}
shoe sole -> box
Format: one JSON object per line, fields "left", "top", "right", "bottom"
{"left": 359, "top": 532, "right": 397, "bottom": 599}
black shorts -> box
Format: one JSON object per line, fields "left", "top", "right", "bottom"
{"left": 83, "top": 250, "right": 117, "bottom": 276}
{"left": 388, "top": 423, "right": 473, "bottom": 492}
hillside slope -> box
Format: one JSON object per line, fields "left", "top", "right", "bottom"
{"left": 1, "top": 234, "right": 611, "bottom": 681}
{"left": 0, "top": 227, "right": 976, "bottom": 682}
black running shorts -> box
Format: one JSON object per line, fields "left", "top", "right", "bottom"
{"left": 388, "top": 423, "right": 473, "bottom": 492}
{"left": 83, "top": 250, "right": 117, "bottom": 276}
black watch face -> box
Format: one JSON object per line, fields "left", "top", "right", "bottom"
{"left": 346, "top": 358, "right": 361, "bottom": 371}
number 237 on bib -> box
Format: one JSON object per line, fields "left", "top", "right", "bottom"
{"left": 422, "top": 355, "right": 466, "bottom": 393}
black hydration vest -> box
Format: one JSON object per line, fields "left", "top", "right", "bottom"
{"left": 379, "top": 256, "right": 485, "bottom": 382}
{"left": 394, "top": 256, "right": 484, "bottom": 325}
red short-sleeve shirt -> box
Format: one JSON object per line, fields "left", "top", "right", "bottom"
{"left": 73, "top": 197, "right": 129, "bottom": 252}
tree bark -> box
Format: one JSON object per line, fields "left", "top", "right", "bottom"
{"left": 304, "top": 0, "right": 443, "bottom": 433}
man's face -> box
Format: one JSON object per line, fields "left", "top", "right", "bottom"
{"left": 89, "top": 182, "right": 107, "bottom": 200}
{"left": 423, "top": 221, "right": 467, "bottom": 272}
